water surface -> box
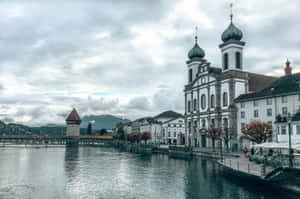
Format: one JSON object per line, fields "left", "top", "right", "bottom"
{"left": 0, "top": 147, "right": 293, "bottom": 199}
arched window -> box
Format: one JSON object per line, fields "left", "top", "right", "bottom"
{"left": 201, "top": 94, "right": 206, "bottom": 109}
{"left": 223, "top": 53, "right": 228, "bottom": 70}
{"left": 189, "top": 69, "right": 193, "bottom": 82}
{"left": 210, "top": 94, "right": 215, "bottom": 108}
{"left": 223, "top": 92, "right": 228, "bottom": 106}
{"left": 193, "top": 98, "right": 197, "bottom": 111}
{"left": 188, "top": 100, "right": 191, "bottom": 112}
{"left": 223, "top": 118, "right": 228, "bottom": 129}
{"left": 236, "top": 52, "right": 241, "bottom": 69}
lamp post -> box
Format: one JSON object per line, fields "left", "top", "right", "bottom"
{"left": 287, "top": 113, "right": 293, "bottom": 168}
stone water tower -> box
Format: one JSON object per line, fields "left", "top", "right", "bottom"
{"left": 66, "top": 108, "right": 81, "bottom": 145}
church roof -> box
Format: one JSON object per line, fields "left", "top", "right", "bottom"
{"left": 235, "top": 73, "right": 300, "bottom": 102}
{"left": 188, "top": 42, "right": 205, "bottom": 60}
{"left": 221, "top": 22, "right": 243, "bottom": 43}
{"left": 66, "top": 108, "right": 81, "bottom": 122}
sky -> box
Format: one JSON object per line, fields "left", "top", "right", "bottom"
{"left": 0, "top": 0, "right": 299, "bottom": 126}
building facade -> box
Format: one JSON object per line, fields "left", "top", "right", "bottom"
{"left": 161, "top": 117, "right": 185, "bottom": 145}
{"left": 235, "top": 62, "right": 300, "bottom": 147}
{"left": 184, "top": 14, "right": 277, "bottom": 150}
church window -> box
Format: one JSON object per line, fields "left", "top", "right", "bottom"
{"left": 193, "top": 98, "right": 197, "bottom": 111}
{"left": 210, "top": 94, "right": 215, "bottom": 108}
{"left": 223, "top": 118, "right": 228, "bottom": 129}
{"left": 223, "top": 53, "right": 228, "bottom": 70}
{"left": 223, "top": 92, "right": 228, "bottom": 106}
{"left": 187, "top": 101, "right": 191, "bottom": 112}
{"left": 201, "top": 94, "right": 206, "bottom": 109}
{"left": 189, "top": 69, "right": 193, "bottom": 82}
{"left": 236, "top": 52, "right": 241, "bottom": 69}
{"left": 211, "top": 119, "right": 215, "bottom": 127}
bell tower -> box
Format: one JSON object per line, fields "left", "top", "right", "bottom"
{"left": 219, "top": 4, "right": 245, "bottom": 71}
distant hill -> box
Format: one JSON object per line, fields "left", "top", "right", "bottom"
{"left": 154, "top": 110, "right": 183, "bottom": 119}
{"left": 81, "top": 115, "right": 130, "bottom": 130}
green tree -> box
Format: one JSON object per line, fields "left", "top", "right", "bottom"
{"left": 241, "top": 121, "right": 272, "bottom": 144}
{"left": 140, "top": 132, "right": 151, "bottom": 144}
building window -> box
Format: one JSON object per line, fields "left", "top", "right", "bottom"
{"left": 254, "top": 110, "right": 259, "bottom": 118}
{"left": 266, "top": 98, "right": 272, "bottom": 105}
{"left": 223, "top": 53, "right": 228, "bottom": 70}
{"left": 189, "top": 69, "right": 193, "bottom": 83}
{"left": 194, "top": 121, "right": 197, "bottom": 128}
{"left": 241, "top": 111, "right": 245, "bottom": 119}
{"left": 201, "top": 119, "right": 206, "bottom": 128}
{"left": 193, "top": 98, "right": 197, "bottom": 111}
{"left": 281, "top": 126, "right": 286, "bottom": 135}
{"left": 223, "top": 92, "right": 228, "bottom": 106}
{"left": 282, "top": 107, "right": 288, "bottom": 115}
{"left": 235, "top": 52, "right": 241, "bottom": 69}
{"left": 241, "top": 102, "right": 245, "bottom": 108}
{"left": 211, "top": 119, "right": 215, "bottom": 127}
{"left": 188, "top": 101, "right": 191, "bottom": 112}
{"left": 282, "top": 96, "right": 287, "bottom": 103}
{"left": 298, "top": 94, "right": 300, "bottom": 101}
{"left": 267, "top": 108, "right": 272, "bottom": 117}
{"left": 168, "top": 132, "right": 171, "bottom": 137}
{"left": 201, "top": 94, "right": 206, "bottom": 109}
{"left": 223, "top": 118, "right": 228, "bottom": 129}
{"left": 253, "top": 100, "right": 258, "bottom": 106}
{"left": 241, "top": 123, "right": 246, "bottom": 129}
{"left": 211, "top": 94, "right": 215, "bottom": 108}
{"left": 174, "top": 132, "right": 176, "bottom": 137}
{"left": 296, "top": 125, "right": 300, "bottom": 135}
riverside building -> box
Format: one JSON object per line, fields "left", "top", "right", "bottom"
{"left": 184, "top": 11, "right": 277, "bottom": 150}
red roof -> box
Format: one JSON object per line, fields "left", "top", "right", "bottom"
{"left": 66, "top": 108, "right": 81, "bottom": 121}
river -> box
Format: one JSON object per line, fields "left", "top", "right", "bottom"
{"left": 0, "top": 147, "right": 294, "bottom": 199}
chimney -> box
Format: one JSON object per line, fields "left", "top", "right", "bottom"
{"left": 284, "top": 59, "right": 292, "bottom": 75}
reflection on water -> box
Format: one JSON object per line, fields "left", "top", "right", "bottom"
{"left": 0, "top": 147, "right": 297, "bottom": 199}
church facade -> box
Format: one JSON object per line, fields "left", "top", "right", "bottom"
{"left": 184, "top": 13, "right": 277, "bottom": 150}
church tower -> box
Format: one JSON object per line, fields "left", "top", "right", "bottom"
{"left": 219, "top": 4, "right": 245, "bottom": 71}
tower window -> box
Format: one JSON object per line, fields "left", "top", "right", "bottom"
{"left": 193, "top": 98, "right": 197, "bottom": 111}
{"left": 189, "top": 69, "right": 193, "bottom": 82}
{"left": 223, "top": 53, "right": 228, "bottom": 70}
{"left": 187, "top": 100, "right": 191, "bottom": 112}
{"left": 236, "top": 52, "right": 241, "bottom": 69}
{"left": 223, "top": 92, "right": 228, "bottom": 106}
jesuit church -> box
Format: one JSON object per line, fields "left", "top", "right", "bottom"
{"left": 184, "top": 11, "right": 277, "bottom": 150}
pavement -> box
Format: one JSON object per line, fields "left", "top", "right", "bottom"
{"left": 221, "top": 153, "right": 273, "bottom": 177}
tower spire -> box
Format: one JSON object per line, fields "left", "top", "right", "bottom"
{"left": 230, "top": 3, "right": 233, "bottom": 23}
{"left": 195, "top": 26, "right": 198, "bottom": 43}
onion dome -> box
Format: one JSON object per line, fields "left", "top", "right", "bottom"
{"left": 188, "top": 36, "right": 205, "bottom": 60}
{"left": 221, "top": 7, "right": 243, "bottom": 42}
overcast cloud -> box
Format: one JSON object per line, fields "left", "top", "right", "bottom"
{"left": 0, "top": 0, "right": 299, "bottom": 126}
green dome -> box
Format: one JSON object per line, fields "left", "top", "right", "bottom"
{"left": 188, "top": 42, "right": 205, "bottom": 60}
{"left": 221, "top": 22, "right": 243, "bottom": 42}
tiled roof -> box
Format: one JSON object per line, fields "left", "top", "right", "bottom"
{"left": 247, "top": 73, "right": 278, "bottom": 92}
{"left": 235, "top": 73, "right": 300, "bottom": 102}
{"left": 66, "top": 108, "right": 81, "bottom": 121}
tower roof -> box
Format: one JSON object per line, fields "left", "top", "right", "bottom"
{"left": 221, "top": 4, "right": 243, "bottom": 43}
{"left": 188, "top": 29, "right": 205, "bottom": 60}
{"left": 66, "top": 108, "right": 81, "bottom": 122}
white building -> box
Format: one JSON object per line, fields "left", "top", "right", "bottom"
{"left": 162, "top": 117, "right": 185, "bottom": 145}
{"left": 140, "top": 122, "right": 162, "bottom": 144}
{"left": 235, "top": 61, "right": 300, "bottom": 147}
{"left": 184, "top": 12, "right": 277, "bottom": 151}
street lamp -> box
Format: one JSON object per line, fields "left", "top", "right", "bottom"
{"left": 287, "top": 113, "right": 293, "bottom": 168}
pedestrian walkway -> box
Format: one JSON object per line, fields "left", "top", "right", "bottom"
{"left": 221, "top": 154, "right": 273, "bottom": 177}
